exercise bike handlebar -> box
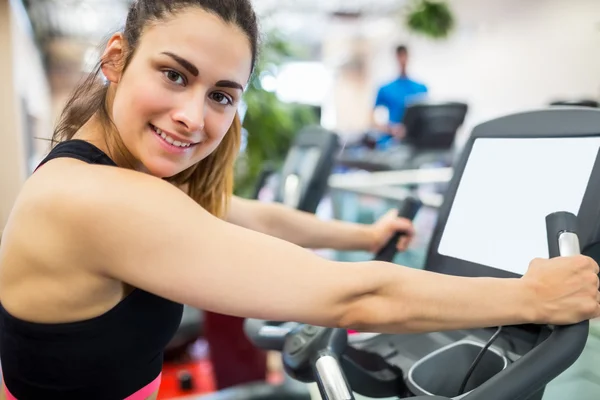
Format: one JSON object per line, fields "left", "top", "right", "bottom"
{"left": 459, "top": 211, "right": 589, "bottom": 400}
{"left": 373, "top": 197, "right": 422, "bottom": 262}
{"left": 243, "top": 320, "right": 295, "bottom": 351}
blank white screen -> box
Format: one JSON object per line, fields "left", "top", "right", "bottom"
{"left": 438, "top": 137, "right": 600, "bottom": 276}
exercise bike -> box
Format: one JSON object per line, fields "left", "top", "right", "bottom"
{"left": 244, "top": 107, "right": 600, "bottom": 399}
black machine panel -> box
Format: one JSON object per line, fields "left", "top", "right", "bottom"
{"left": 275, "top": 126, "right": 339, "bottom": 213}
{"left": 424, "top": 108, "right": 600, "bottom": 280}
{"left": 402, "top": 101, "right": 468, "bottom": 149}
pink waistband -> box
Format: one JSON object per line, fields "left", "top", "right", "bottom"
{"left": 3, "top": 373, "right": 162, "bottom": 400}
{"left": 4, "top": 388, "right": 16, "bottom": 400}
{"left": 125, "top": 373, "right": 162, "bottom": 400}
{"left": 3, "top": 382, "right": 16, "bottom": 400}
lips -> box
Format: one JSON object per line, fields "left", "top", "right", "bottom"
{"left": 150, "top": 124, "right": 201, "bottom": 148}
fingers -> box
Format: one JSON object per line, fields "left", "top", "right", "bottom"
{"left": 381, "top": 210, "right": 416, "bottom": 252}
{"left": 590, "top": 284, "right": 600, "bottom": 319}
{"left": 394, "top": 217, "right": 415, "bottom": 235}
{"left": 579, "top": 255, "right": 600, "bottom": 275}
{"left": 396, "top": 235, "right": 410, "bottom": 251}
{"left": 384, "top": 208, "right": 399, "bottom": 219}
{"left": 556, "top": 255, "right": 599, "bottom": 274}
{"left": 401, "top": 236, "right": 410, "bottom": 248}
{"left": 395, "top": 238, "right": 404, "bottom": 251}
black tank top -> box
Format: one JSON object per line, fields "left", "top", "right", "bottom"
{"left": 0, "top": 140, "right": 184, "bottom": 399}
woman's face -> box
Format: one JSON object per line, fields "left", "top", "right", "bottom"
{"left": 104, "top": 8, "right": 252, "bottom": 177}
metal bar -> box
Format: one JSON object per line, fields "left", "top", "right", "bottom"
{"left": 328, "top": 168, "right": 453, "bottom": 190}
{"left": 330, "top": 185, "right": 444, "bottom": 208}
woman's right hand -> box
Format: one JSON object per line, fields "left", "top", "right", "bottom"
{"left": 521, "top": 255, "right": 600, "bottom": 325}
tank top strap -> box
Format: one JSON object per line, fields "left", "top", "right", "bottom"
{"left": 35, "top": 140, "right": 117, "bottom": 172}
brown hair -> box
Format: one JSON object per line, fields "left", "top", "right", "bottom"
{"left": 52, "top": 0, "right": 259, "bottom": 218}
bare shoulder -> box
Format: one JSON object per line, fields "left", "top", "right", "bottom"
{"left": 0, "top": 157, "right": 212, "bottom": 317}
{"left": 10, "top": 158, "right": 162, "bottom": 233}
{"left": 0, "top": 158, "right": 179, "bottom": 319}
{"left": 23, "top": 157, "right": 179, "bottom": 206}
{"left": 22, "top": 157, "right": 192, "bottom": 215}
{"left": 5, "top": 157, "right": 201, "bottom": 272}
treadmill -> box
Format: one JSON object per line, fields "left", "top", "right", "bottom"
{"left": 244, "top": 107, "right": 600, "bottom": 399}
{"left": 336, "top": 101, "right": 468, "bottom": 172}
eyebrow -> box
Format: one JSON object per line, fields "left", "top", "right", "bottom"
{"left": 161, "top": 52, "right": 198, "bottom": 77}
{"left": 161, "top": 51, "right": 244, "bottom": 91}
{"left": 215, "top": 80, "right": 244, "bottom": 91}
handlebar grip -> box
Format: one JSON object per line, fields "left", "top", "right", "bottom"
{"left": 374, "top": 197, "right": 422, "bottom": 262}
{"left": 463, "top": 211, "right": 589, "bottom": 400}
{"left": 243, "top": 319, "right": 294, "bottom": 351}
{"left": 546, "top": 211, "right": 580, "bottom": 258}
{"left": 313, "top": 351, "right": 355, "bottom": 400}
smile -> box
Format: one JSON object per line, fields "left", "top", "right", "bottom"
{"left": 150, "top": 124, "right": 200, "bottom": 148}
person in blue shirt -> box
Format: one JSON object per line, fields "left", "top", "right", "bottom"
{"left": 372, "top": 45, "right": 428, "bottom": 143}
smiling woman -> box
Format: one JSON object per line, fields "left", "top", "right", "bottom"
{"left": 0, "top": 1, "right": 259, "bottom": 399}
{"left": 54, "top": 0, "right": 257, "bottom": 217}
{"left": 88, "top": 5, "right": 252, "bottom": 187}
{"left": 2, "top": 1, "right": 600, "bottom": 400}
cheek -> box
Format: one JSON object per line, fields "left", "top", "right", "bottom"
{"left": 195, "top": 110, "right": 237, "bottom": 159}
{"left": 113, "top": 71, "right": 172, "bottom": 130}
{"left": 205, "top": 109, "right": 237, "bottom": 143}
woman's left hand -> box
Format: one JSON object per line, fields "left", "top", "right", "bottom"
{"left": 366, "top": 209, "right": 415, "bottom": 254}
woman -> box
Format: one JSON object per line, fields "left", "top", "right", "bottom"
{"left": 0, "top": 1, "right": 598, "bottom": 399}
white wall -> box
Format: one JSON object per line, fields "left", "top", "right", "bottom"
{"left": 326, "top": 0, "right": 600, "bottom": 143}
{"left": 10, "top": 0, "right": 53, "bottom": 171}
{"left": 0, "top": 0, "right": 52, "bottom": 230}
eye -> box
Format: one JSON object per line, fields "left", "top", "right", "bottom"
{"left": 210, "top": 92, "right": 233, "bottom": 106}
{"left": 163, "top": 69, "right": 186, "bottom": 86}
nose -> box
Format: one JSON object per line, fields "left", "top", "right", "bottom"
{"left": 172, "top": 96, "right": 205, "bottom": 133}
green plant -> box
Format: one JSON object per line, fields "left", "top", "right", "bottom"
{"left": 235, "top": 29, "right": 319, "bottom": 198}
{"left": 405, "top": 0, "right": 455, "bottom": 39}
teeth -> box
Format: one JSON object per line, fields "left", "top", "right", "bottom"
{"left": 153, "top": 125, "right": 194, "bottom": 148}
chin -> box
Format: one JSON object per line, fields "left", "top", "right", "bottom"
{"left": 142, "top": 159, "right": 188, "bottom": 179}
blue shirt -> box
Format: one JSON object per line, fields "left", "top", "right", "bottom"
{"left": 375, "top": 77, "right": 428, "bottom": 124}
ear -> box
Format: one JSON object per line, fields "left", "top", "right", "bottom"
{"left": 101, "top": 33, "right": 126, "bottom": 84}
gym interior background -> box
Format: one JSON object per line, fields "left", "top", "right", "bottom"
{"left": 3, "top": 0, "right": 600, "bottom": 224}
{"left": 1, "top": 0, "right": 600, "bottom": 399}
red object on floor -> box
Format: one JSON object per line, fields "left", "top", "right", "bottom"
{"left": 157, "top": 359, "right": 216, "bottom": 399}
{"left": 204, "top": 312, "right": 268, "bottom": 389}
{"left": 158, "top": 359, "right": 284, "bottom": 400}
{"left": 159, "top": 312, "right": 270, "bottom": 399}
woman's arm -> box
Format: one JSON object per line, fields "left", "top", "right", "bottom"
{"left": 227, "top": 196, "right": 413, "bottom": 252}
{"left": 35, "top": 160, "right": 600, "bottom": 332}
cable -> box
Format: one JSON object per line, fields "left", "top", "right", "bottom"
{"left": 457, "top": 326, "right": 503, "bottom": 396}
